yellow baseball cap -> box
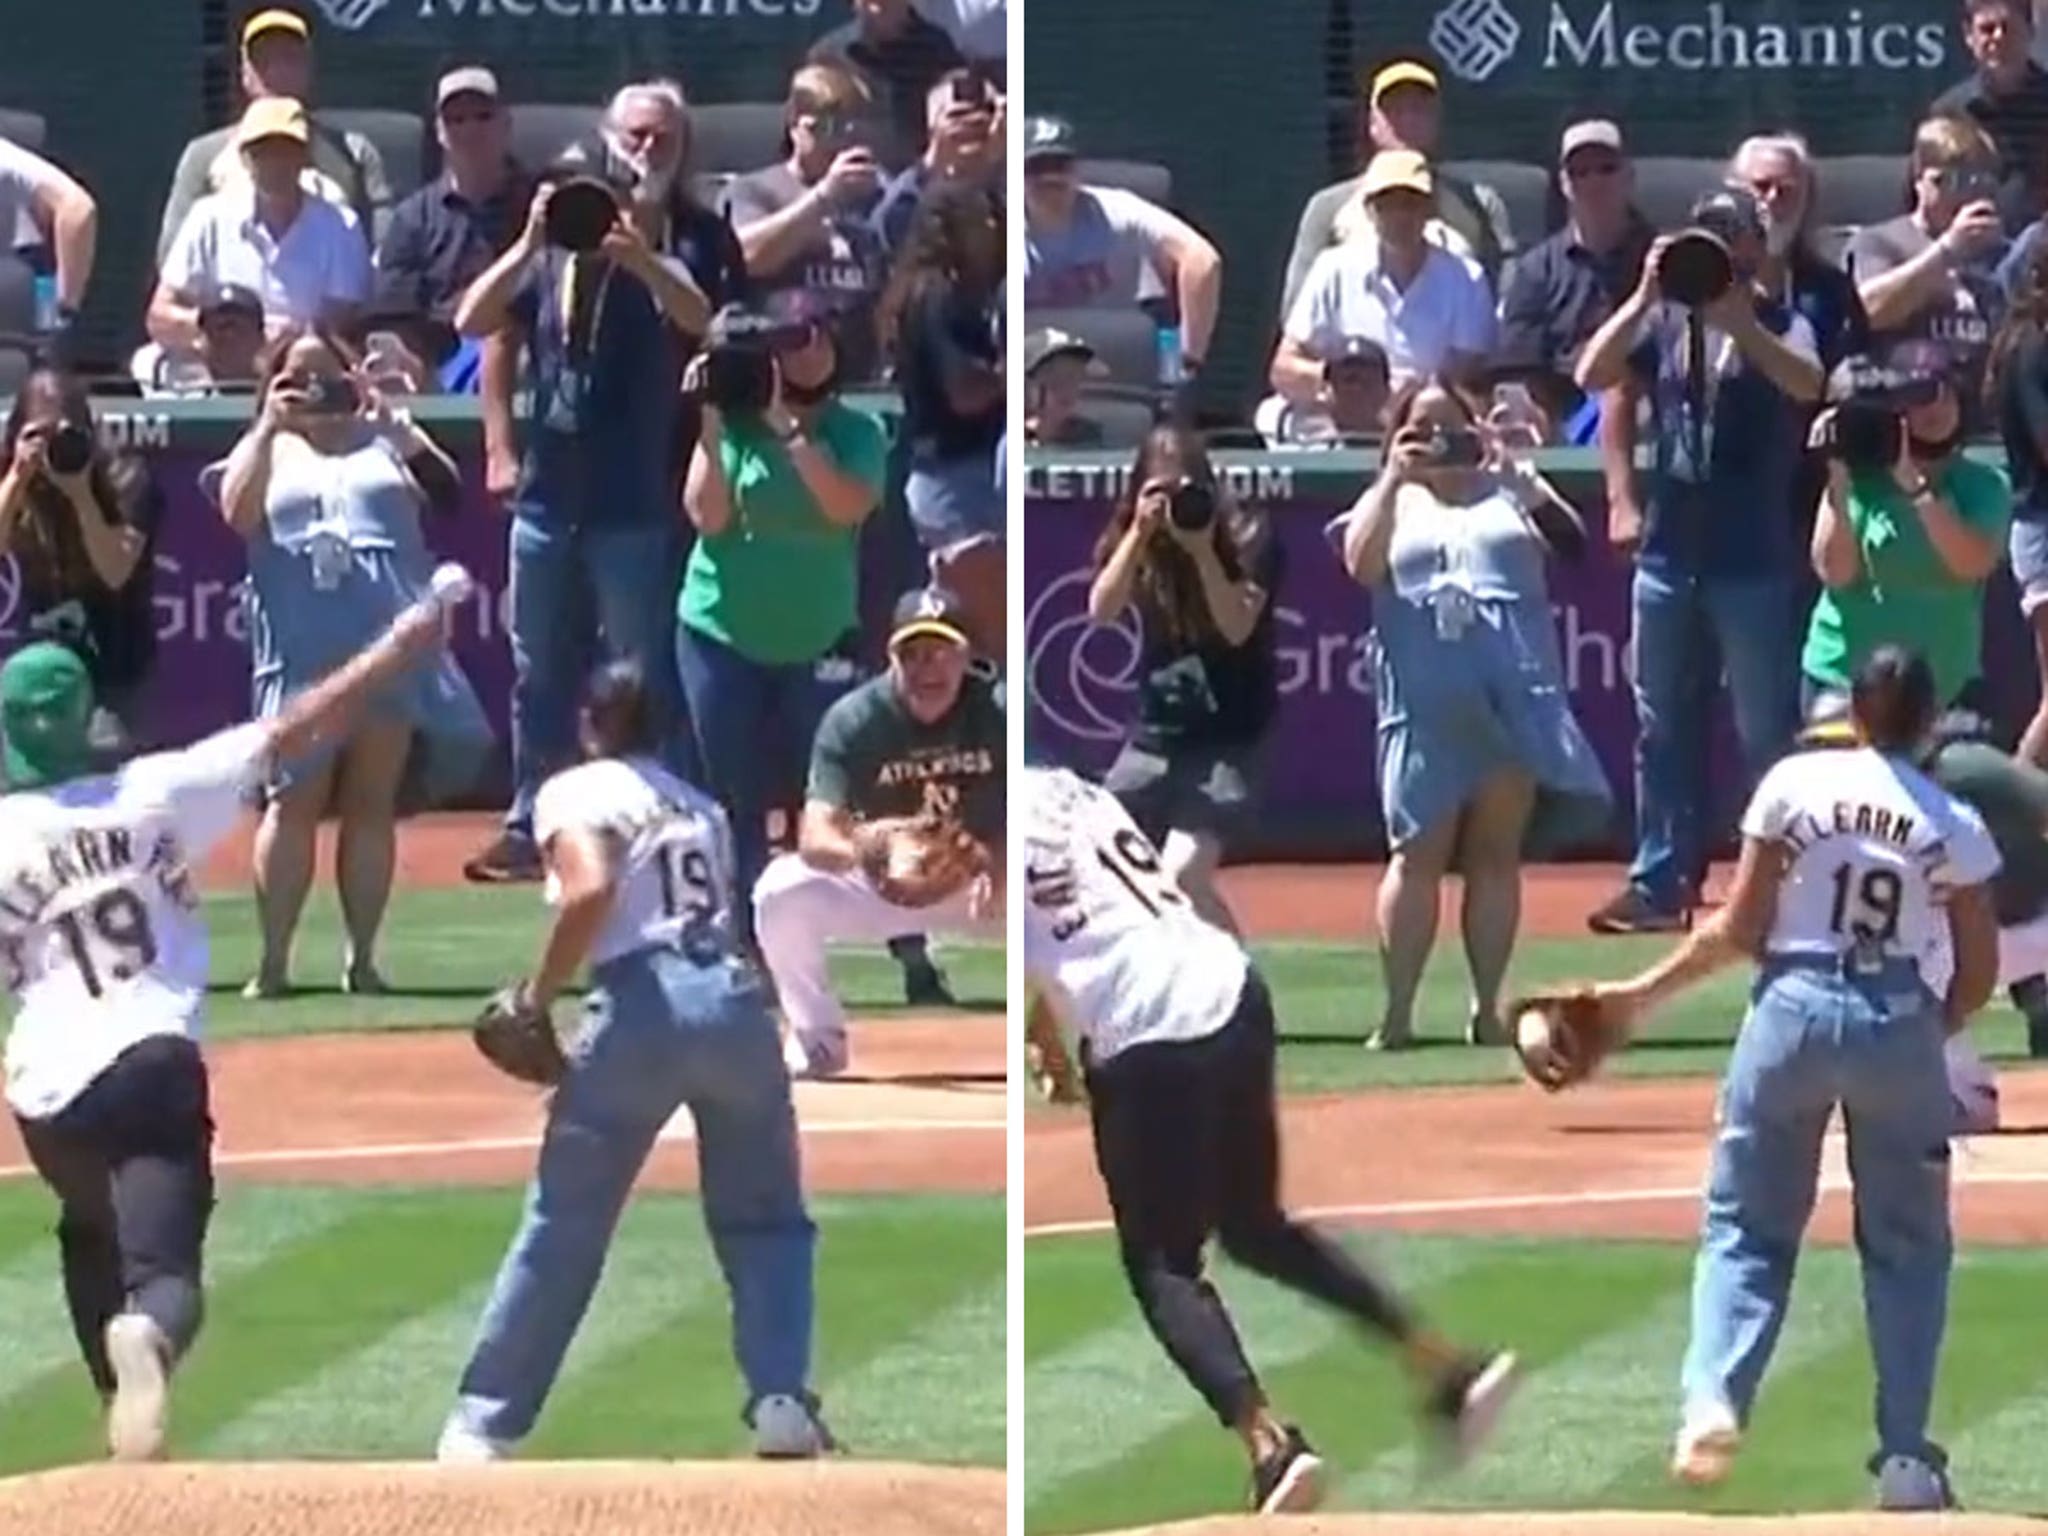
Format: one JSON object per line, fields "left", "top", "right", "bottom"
{"left": 237, "top": 96, "right": 310, "bottom": 148}
{"left": 1361, "top": 149, "right": 1434, "bottom": 200}
{"left": 242, "top": 8, "right": 310, "bottom": 48}
{"left": 1366, "top": 60, "right": 1440, "bottom": 106}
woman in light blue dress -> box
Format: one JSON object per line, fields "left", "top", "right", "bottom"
{"left": 1335, "top": 375, "right": 1611, "bottom": 1048}
{"left": 215, "top": 329, "right": 491, "bottom": 997}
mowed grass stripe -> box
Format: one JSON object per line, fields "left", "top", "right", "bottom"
{"left": 199, "top": 1191, "right": 724, "bottom": 1459}
{"left": 822, "top": 1276, "right": 1005, "bottom": 1466}
{"left": 533, "top": 1194, "right": 1002, "bottom": 1461}
{"left": 1334, "top": 1246, "right": 1868, "bottom": 1510}
{"left": 0, "top": 1187, "right": 380, "bottom": 1472}
{"left": 1909, "top": 1250, "right": 2048, "bottom": 1510}
{"left": 1023, "top": 1233, "right": 1485, "bottom": 1529}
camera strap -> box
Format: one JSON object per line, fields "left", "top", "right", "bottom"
{"left": 1684, "top": 309, "right": 1709, "bottom": 473}
{"left": 558, "top": 254, "right": 617, "bottom": 371}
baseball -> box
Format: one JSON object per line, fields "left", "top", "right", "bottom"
{"left": 428, "top": 562, "right": 475, "bottom": 610}
{"left": 1515, "top": 1006, "right": 1553, "bottom": 1056}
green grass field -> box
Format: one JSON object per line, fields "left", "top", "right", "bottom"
{"left": 1024, "top": 934, "right": 2048, "bottom": 1531}
{"left": 0, "top": 889, "right": 1005, "bottom": 1475}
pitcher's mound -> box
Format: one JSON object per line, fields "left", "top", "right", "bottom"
{"left": 0, "top": 1459, "right": 1003, "bottom": 1536}
{"left": 1108, "top": 1516, "right": 2048, "bottom": 1536}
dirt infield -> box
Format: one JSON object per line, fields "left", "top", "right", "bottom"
{"left": 1106, "top": 1516, "right": 2048, "bottom": 1535}
{"left": 0, "top": 1460, "right": 1004, "bottom": 1536}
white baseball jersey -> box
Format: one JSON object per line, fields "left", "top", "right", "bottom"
{"left": 1, "top": 722, "right": 271, "bottom": 1121}
{"left": 1021, "top": 766, "right": 1247, "bottom": 1065}
{"left": 532, "top": 755, "right": 737, "bottom": 967}
{"left": 1743, "top": 745, "right": 2001, "bottom": 964}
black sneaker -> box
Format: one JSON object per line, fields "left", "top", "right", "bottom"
{"left": 1586, "top": 887, "right": 1691, "bottom": 936}
{"left": 1250, "top": 1425, "right": 1324, "bottom": 1514}
{"left": 2011, "top": 975, "right": 2048, "bottom": 1059}
{"left": 1424, "top": 1350, "right": 1521, "bottom": 1472}
{"left": 463, "top": 830, "right": 544, "bottom": 885}
{"left": 902, "top": 956, "right": 957, "bottom": 1008}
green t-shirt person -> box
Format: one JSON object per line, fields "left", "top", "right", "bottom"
{"left": 1801, "top": 454, "right": 2012, "bottom": 707}
{"left": 677, "top": 399, "right": 889, "bottom": 665}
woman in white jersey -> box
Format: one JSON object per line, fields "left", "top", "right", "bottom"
{"left": 437, "top": 660, "right": 825, "bottom": 1463}
{"left": 1585, "top": 645, "right": 2000, "bottom": 1509}
{"left": 1021, "top": 760, "right": 1519, "bottom": 1516}
{"left": 0, "top": 564, "right": 475, "bottom": 1463}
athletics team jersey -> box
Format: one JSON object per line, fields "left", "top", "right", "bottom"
{"left": 1, "top": 722, "right": 270, "bottom": 1120}
{"left": 1020, "top": 766, "right": 1245, "bottom": 1066}
{"left": 1743, "top": 744, "right": 2000, "bottom": 964}
{"left": 533, "top": 755, "right": 737, "bottom": 967}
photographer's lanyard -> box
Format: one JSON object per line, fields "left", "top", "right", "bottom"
{"left": 559, "top": 253, "right": 619, "bottom": 369}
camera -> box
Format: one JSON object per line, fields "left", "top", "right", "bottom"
{"left": 697, "top": 304, "right": 812, "bottom": 417}
{"left": 1166, "top": 478, "right": 1215, "bottom": 532}
{"left": 1423, "top": 426, "right": 1485, "bottom": 469}
{"left": 299, "top": 374, "right": 361, "bottom": 416}
{"left": 543, "top": 174, "right": 623, "bottom": 253}
{"left": 1821, "top": 354, "right": 1944, "bottom": 474}
{"left": 44, "top": 421, "right": 94, "bottom": 476}
{"left": 1657, "top": 229, "right": 1735, "bottom": 307}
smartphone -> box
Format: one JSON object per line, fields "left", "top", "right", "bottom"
{"left": 951, "top": 75, "right": 987, "bottom": 108}
{"left": 1493, "top": 382, "right": 1537, "bottom": 419}
{"left": 1431, "top": 427, "right": 1486, "bottom": 469}
{"left": 304, "top": 375, "right": 361, "bottom": 416}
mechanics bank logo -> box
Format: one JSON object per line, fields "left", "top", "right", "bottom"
{"left": 311, "top": 0, "right": 392, "bottom": 29}
{"left": 1025, "top": 567, "right": 1142, "bottom": 745}
{"left": 1430, "top": 0, "right": 1521, "bottom": 83}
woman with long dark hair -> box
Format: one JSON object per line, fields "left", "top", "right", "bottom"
{"left": 880, "top": 178, "right": 1005, "bottom": 656}
{"left": 1987, "top": 238, "right": 2048, "bottom": 767}
{"left": 0, "top": 367, "right": 162, "bottom": 755}
{"left": 1086, "top": 424, "right": 1280, "bottom": 937}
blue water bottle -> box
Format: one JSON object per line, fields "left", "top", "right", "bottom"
{"left": 1154, "top": 322, "right": 1185, "bottom": 389}
{"left": 31, "top": 273, "right": 56, "bottom": 335}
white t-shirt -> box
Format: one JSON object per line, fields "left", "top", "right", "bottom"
{"left": 1, "top": 722, "right": 271, "bottom": 1121}
{"left": 1285, "top": 243, "right": 1496, "bottom": 388}
{"left": 532, "top": 756, "right": 737, "bottom": 969}
{"left": 0, "top": 136, "right": 66, "bottom": 255}
{"left": 160, "top": 187, "right": 371, "bottom": 336}
{"left": 1021, "top": 766, "right": 1246, "bottom": 1066}
{"left": 914, "top": 0, "right": 1005, "bottom": 57}
{"left": 1741, "top": 745, "right": 2001, "bottom": 965}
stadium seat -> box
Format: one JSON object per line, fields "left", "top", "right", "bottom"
{"left": 0, "top": 252, "right": 37, "bottom": 386}
{"left": 1439, "top": 159, "right": 1552, "bottom": 248}
{"left": 1629, "top": 157, "right": 1727, "bottom": 232}
{"left": 1025, "top": 305, "right": 1159, "bottom": 390}
{"left": 506, "top": 104, "right": 604, "bottom": 174}
{"left": 1075, "top": 387, "right": 1159, "bottom": 449}
{"left": 1079, "top": 158, "right": 1172, "bottom": 206}
{"left": 1812, "top": 154, "right": 1909, "bottom": 233}
{"left": 689, "top": 102, "right": 789, "bottom": 176}
{"left": 0, "top": 110, "right": 46, "bottom": 150}
{"left": 322, "top": 109, "right": 428, "bottom": 206}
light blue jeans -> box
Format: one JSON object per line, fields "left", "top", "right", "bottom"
{"left": 1628, "top": 565, "right": 1800, "bottom": 909}
{"left": 449, "top": 947, "right": 816, "bottom": 1442}
{"left": 1682, "top": 955, "right": 1953, "bottom": 1470}
{"left": 505, "top": 512, "right": 688, "bottom": 833}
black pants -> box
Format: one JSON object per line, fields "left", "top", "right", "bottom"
{"left": 1085, "top": 968, "right": 1414, "bottom": 1427}
{"left": 15, "top": 1034, "right": 215, "bottom": 1397}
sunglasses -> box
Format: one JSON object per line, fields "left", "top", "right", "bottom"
{"left": 1025, "top": 156, "right": 1076, "bottom": 177}
{"left": 441, "top": 106, "right": 500, "bottom": 127}
{"left": 1565, "top": 156, "right": 1624, "bottom": 180}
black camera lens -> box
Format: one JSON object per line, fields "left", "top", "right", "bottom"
{"left": 1658, "top": 229, "right": 1735, "bottom": 307}
{"left": 1832, "top": 402, "right": 1903, "bottom": 475}
{"left": 1167, "top": 479, "right": 1215, "bottom": 532}
{"left": 703, "top": 344, "right": 776, "bottom": 417}
{"left": 545, "top": 176, "right": 622, "bottom": 253}
{"left": 45, "top": 422, "right": 94, "bottom": 476}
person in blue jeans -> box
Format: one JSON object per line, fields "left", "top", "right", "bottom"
{"left": 437, "top": 660, "right": 825, "bottom": 1462}
{"left": 451, "top": 81, "right": 749, "bottom": 885}
{"left": 1581, "top": 647, "right": 2000, "bottom": 1510}
{"left": 1576, "top": 185, "right": 1828, "bottom": 933}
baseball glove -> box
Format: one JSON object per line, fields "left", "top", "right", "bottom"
{"left": 859, "top": 814, "right": 990, "bottom": 909}
{"left": 472, "top": 982, "right": 568, "bottom": 1087}
{"left": 1506, "top": 984, "right": 1633, "bottom": 1092}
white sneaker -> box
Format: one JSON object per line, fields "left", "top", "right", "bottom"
{"left": 753, "top": 1393, "right": 829, "bottom": 1458}
{"left": 1671, "top": 1400, "right": 1742, "bottom": 1486}
{"left": 435, "top": 1417, "right": 512, "bottom": 1464}
{"left": 783, "top": 1029, "right": 848, "bottom": 1080}
{"left": 1876, "top": 1454, "right": 1956, "bottom": 1511}
{"left": 104, "top": 1313, "right": 170, "bottom": 1463}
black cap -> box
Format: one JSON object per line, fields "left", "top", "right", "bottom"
{"left": 1023, "top": 115, "right": 1079, "bottom": 164}
{"left": 1689, "top": 185, "right": 1765, "bottom": 244}
{"left": 1324, "top": 335, "right": 1390, "bottom": 374}
{"left": 889, "top": 586, "right": 972, "bottom": 650}
{"left": 1023, "top": 325, "right": 1099, "bottom": 375}
{"left": 198, "top": 283, "right": 264, "bottom": 323}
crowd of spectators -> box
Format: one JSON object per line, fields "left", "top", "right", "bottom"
{"left": 1025, "top": 0, "right": 2048, "bottom": 1054}
{"left": 0, "top": 0, "right": 1008, "bottom": 1033}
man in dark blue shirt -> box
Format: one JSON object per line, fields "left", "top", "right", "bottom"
{"left": 808, "top": 0, "right": 964, "bottom": 171}
{"left": 1576, "top": 185, "right": 1823, "bottom": 933}
{"left": 871, "top": 68, "right": 1004, "bottom": 256}
{"left": 453, "top": 81, "right": 748, "bottom": 883}
{"left": 374, "top": 67, "right": 531, "bottom": 391}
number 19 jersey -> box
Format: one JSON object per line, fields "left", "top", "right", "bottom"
{"left": 532, "top": 756, "right": 736, "bottom": 966}
{"left": 1021, "top": 766, "right": 1247, "bottom": 1066}
{"left": 1743, "top": 745, "right": 2000, "bottom": 963}
{"left": 1, "top": 723, "right": 272, "bottom": 1121}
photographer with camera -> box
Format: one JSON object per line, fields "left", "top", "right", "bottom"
{"left": 1084, "top": 425, "right": 1282, "bottom": 938}
{"left": 453, "top": 79, "right": 748, "bottom": 884}
{"left": 678, "top": 298, "right": 886, "bottom": 955}
{"left": 1574, "top": 184, "right": 1821, "bottom": 934}
{"left": 0, "top": 367, "right": 160, "bottom": 753}
{"left": 215, "top": 328, "right": 490, "bottom": 999}
{"left": 1334, "top": 376, "right": 1608, "bottom": 1049}
{"left": 1804, "top": 343, "right": 2008, "bottom": 721}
